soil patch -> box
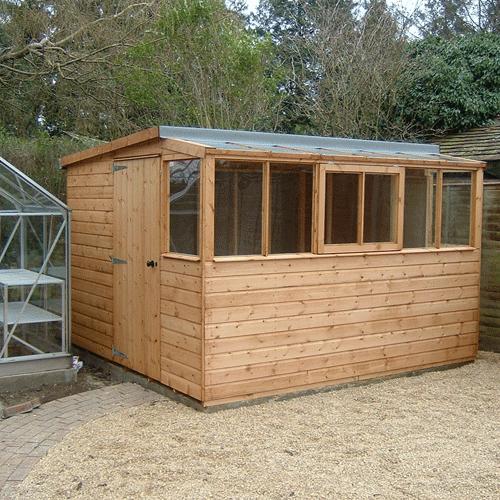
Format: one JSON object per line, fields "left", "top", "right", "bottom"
{"left": 0, "top": 363, "right": 117, "bottom": 409}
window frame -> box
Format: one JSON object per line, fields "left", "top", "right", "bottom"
{"left": 163, "top": 155, "right": 482, "bottom": 263}
{"left": 436, "top": 169, "right": 475, "bottom": 249}
{"left": 213, "top": 159, "right": 316, "bottom": 258}
{"left": 164, "top": 157, "right": 202, "bottom": 259}
{"left": 317, "top": 163, "right": 404, "bottom": 254}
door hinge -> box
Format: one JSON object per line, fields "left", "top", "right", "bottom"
{"left": 112, "top": 346, "right": 128, "bottom": 358}
{"left": 112, "top": 163, "right": 128, "bottom": 173}
{"left": 110, "top": 256, "right": 127, "bottom": 265}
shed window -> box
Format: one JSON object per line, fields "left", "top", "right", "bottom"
{"left": 215, "top": 161, "right": 263, "bottom": 256}
{"left": 403, "top": 169, "right": 472, "bottom": 249}
{"left": 214, "top": 161, "right": 313, "bottom": 256}
{"left": 320, "top": 165, "right": 400, "bottom": 253}
{"left": 403, "top": 169, "right": 436, "bottom": 248}
{"left": 442, "top": 171, "right": 471, "bottom": 246}
{"left": 270, "top": 164, "right": 313, "bottom": 254}
{"left": 169, "top": 159, "right": 200, "bottom": 255}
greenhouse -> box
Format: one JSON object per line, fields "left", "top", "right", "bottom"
{"left": 0, "top": 156, "right": 71, "bottom": 378}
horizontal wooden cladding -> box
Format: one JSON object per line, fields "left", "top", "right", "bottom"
{"left": 72, "top": 255, "right": 112, "bottom": 275}
{"left": 203, "top": 249, "right": 480, "bottom": 404}
{"left": 206, "top": 332, "right": 477, "bottom": 389}
{"left": 72, "top": 276, "right": 112, "bottom": 300}
{"left": 160, "top": 339, "right": 202, "bottom": 399}
{"left": 206, "top": 281, "right": 478, "bottom": 324}
{"left": 72, "top": 332, "right": 112, "bottom": 360}
{"left": 161, "top": 300, "right": 202, "bottom": 325}
{"left": 160, "top": 339, "right": 202, "bottom": 371}
{"left": 161, "top": 314, "right": 201, "bottom": 339}
{"left": 205, "top": 257, "right": 480, "bottom": 295}
{"left": 67, "top": 185, "right": 112, "bottom": 199}
{"left": 67, "top": 172, "right": 113, "bottom": 187}
{"left": 204, "top": 251, "right": 480, "bottom": 339}
{"left": 71, "top": 295, "right": 114, "bottom": 361}
{"left": 161, "top": 286, "right": 201, "bottom": 309}
{"left": 206, "top": 310, "right": 477, "bottom": 357}
{"left": 161, "top": 328, "right": 202, "bottom": 354}
{"left": 72, "top": 289, "right": 113, "bottom": 313}
{"left": 207, "top": 249, "right": 479, "bottom": 278}
{"left": 160, "top": 257, "right": 203, "bottom": 401}
{"left": 208, "top": 271, "right": 478, "bottom": 307}
{"left": 206, "top": 318, "right": 477, "bottom": 371}
{"left": 204, "top": 345, "right": 477, "bottom": 404}
{"left": 71, "top": 232, "right": 113, "bottom": 250}
{"left": 68, "top": 198, "right": 113, "bottom": 212}
{"left": 71, "top": 210, "right": 112, "bottom": 225}
{"left": 71, "top": 243, "right": 112, "bottom": 263}
{"left": 72, "top": 267, "right": 113, "bottom": 288}
{"left": 65, "top": 159, "right": 111, "bottom": 175}
{"left": 206, "top": 295, "right": 478, "bottom": 341}
{"left": 72, "top": 310, "right": 113, "bottom": 339}
{"left": 72, "top": 221, "right": 112, "bottom": 238}
{"left": 73, "top": 299, "right": 113, "bottom": 328}
{"left": 161, "top": 271, "right": 202, "bottom": 293}
{"left": 160, "top": 368, "right": 202, "bottom": 401}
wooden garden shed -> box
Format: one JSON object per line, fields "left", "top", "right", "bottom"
{"left": 61, "top": 126, "right": 485, "bottom": 407}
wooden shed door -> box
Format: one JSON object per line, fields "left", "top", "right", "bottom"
{"left": 112, "top": 157, "right": 161, "bottom": 380}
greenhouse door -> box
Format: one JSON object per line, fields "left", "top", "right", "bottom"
{"left": 112, "top": 157, "right": 161, "bottom": 380}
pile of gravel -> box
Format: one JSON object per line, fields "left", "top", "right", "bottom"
{"left": 15, "top": 351, "right": 500, "bottom": 500}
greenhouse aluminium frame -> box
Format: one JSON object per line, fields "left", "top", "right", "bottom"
{"left": 0, "top": 156, "right": 72, "bottom": 377}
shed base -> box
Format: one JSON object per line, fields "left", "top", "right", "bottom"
{"left": 72, "top": 346, "right": 474, "bottom": 413}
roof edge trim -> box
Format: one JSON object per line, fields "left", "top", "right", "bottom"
{"left": 61, "top": 126, "right": 160, "bottom": 167}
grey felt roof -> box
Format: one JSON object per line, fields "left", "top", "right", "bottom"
{"left": 159, "top": 126, "right": 443, "bottom": 160}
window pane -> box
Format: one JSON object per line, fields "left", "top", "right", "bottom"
{"left": 169, "top": 159, "right": 200, "bottom": 255}
{"left": 270, "top": 164, "right": 313, "bottom": 253}
{"left": 325, "top": 173, "right": 358, "bottom": 244}
{"left": 404, "top": 169, "right": 436, "bottom": 248}
{"left": 215, "top": 161, "right": 262, "bottom": 256}
{"left": 363, "top": 174, "right": 396, "bottom": 243}
{"left": 441, "top": 171, "right": 471, "bottom": 246}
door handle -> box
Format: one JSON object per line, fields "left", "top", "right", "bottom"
{"left": 146, "top": 260, "right": 158, "bottom": 267}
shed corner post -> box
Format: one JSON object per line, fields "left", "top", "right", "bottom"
{"left": 200, "top": 155, "right": 215, "bottom": 404}
{"left": 471, "top": 167, "right": 484, "bottom": 250}
{"left": 473, "top": 166, "right": 484, "bottom": 357}
{"left": 202, "top": 155, "right": 215, "bottom": 263}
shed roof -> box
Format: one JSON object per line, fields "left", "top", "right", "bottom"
{"left": 158, "top": 126, "right": 442, "bottom": 159}
{"left": 61, "top": 126, "right": 485, "bottom": 167}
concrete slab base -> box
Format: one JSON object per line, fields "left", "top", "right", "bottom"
{"left": 0, "top": 367, "right": 77, "bottom": 394}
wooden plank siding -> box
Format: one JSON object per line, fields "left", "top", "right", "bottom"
{"left": 203, "top": 249, "right": 480, "bottom": 405}
{"left": 160, "top": 258, "right": 203, "bottom": 401}
{"left": 67, "top": 159, "right": 114, "bottom": 359}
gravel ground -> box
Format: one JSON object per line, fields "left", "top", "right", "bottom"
{"left": 14, "top": 351, "right": 500, "bottom": 500}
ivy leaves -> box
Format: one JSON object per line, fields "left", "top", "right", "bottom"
{"left": 400, "top": 33, "right": 500, "bottom": 134}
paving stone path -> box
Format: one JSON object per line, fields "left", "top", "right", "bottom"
{"left": 0, "top": 383, "right": 161, "bottom": 499}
